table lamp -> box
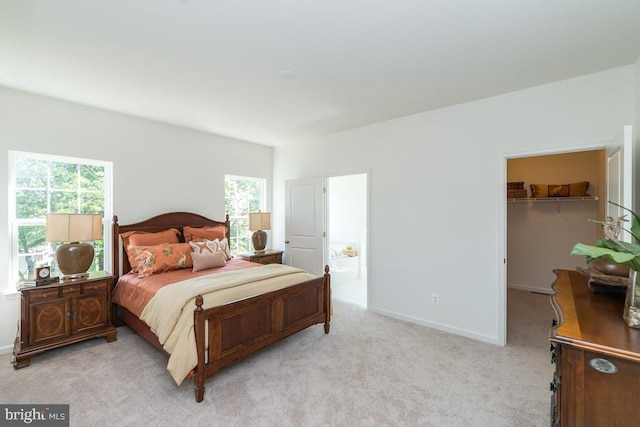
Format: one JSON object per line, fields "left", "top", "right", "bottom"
{"left": 249, "top": 212, "right": 271, "bottom": 253}
{"left": 46, "top": 213, "right": 103, "bottom": 279}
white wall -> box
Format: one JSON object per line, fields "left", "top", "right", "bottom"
{"left": 0, "top": 86, "right": 273, "bottom": 352}
{"left": 273, "top": 65, "right": 636, "bottom": 345}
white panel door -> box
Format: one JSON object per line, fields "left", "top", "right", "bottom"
{"left": 284, "top": 177, "right": 325, "bottom": 276}
{"left": 606, "top": 125, "right": 633, "bottom": 242}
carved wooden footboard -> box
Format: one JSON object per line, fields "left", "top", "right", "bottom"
{"left": 193, "top": 266, "right": 331, "bottom": 402}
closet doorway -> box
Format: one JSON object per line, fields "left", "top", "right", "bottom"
{"left": 327, "top": 174, "right": 368, "bottom": 307}
{"left": 503, "top": 125, "right": 632, "bottom": 345}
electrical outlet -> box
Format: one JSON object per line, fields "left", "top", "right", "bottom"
{"left": 431, "top": 293, "right": 440, "bottom": 304}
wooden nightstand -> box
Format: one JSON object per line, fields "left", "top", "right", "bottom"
{"left": 237, "top": 249, "right": 284, "bottom": 265}
{"left": 13, "top": 271, "right": 117, "bottom": 369}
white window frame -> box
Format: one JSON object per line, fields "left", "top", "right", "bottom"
{"left": 225, "top": 175, "right": 267, "bottom": 254}
{"left": 8, "top": 151, "right": 113, "bottom": 289}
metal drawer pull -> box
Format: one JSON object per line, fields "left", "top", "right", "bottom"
{"left": 42, "top": 293, "right": 48, "bottom": 298}
{"left": 93, "top": 285, "right": 98, "bottom": 290}
{"left": 69, "top": 287, "right": 74, "bottom": 291}
{"left": 589, "top": 357, "right": 618, "bottom": 374}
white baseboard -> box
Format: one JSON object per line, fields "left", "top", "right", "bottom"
{"left": 507, "top": 283, "right": 553, "bottom": 295}
{"left": 367, "top": 305, "right": 502, "bottom": 346}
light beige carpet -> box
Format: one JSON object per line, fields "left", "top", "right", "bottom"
{"left": 0, "top": 290, "right": 554, "bottom": 426}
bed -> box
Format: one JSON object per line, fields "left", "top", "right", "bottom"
{"left": 110, "top": 211, "right": 331, "bottom": 402}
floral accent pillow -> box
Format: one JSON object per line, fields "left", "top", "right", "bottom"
{"left": 192, "top": 250, "right": 227, "bottom": 272}
{"left": 129, "top": 242, "right": 193, "bottom": 278}
{"left": 121, "top": 228, "right": 180, "bottom": 271}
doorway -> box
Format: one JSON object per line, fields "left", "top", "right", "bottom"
{"left": 327, "top": 174, "right": 368, "bottom": 307}
{"left": 502, "top": 125, "right": 633, "bottom": 345}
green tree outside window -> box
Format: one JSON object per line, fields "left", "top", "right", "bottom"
{"left": 10, "top": 153, "right": 109, "bottom": 284}
{"left": 225, "top": 176, "right": 266, "bottom": 255}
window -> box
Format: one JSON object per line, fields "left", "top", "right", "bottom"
{"left": 224, "top": 175, "right": 266, "bottom": 254}
{"left": 9, "top": 151, "right": 112, "bottom": 286}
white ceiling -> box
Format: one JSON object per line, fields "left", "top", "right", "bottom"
{"left": 2, "top": 1, "right": 640, "bottom": 146}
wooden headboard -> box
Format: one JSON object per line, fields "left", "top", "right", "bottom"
{"left": 112, "top": 212, "right": 231, "bottom": 278}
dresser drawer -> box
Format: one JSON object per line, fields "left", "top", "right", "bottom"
{"left": 61, "top": 285, "right": 81, "bottom": 296}
{"left": 83, "top": 281, "right": 108, "bottom": 294}
{"left": 29, "top": 288, "right": 59, "bottom": 302}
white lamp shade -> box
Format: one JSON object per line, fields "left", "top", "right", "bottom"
{"left": 249, "top": 212, "right": 271, "bottom": 231}
{"left": 46, "top": 213, "right": 103, "bottom": 243}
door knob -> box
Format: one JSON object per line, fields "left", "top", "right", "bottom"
{"left": 285, "top": 240, "right": 290, "bottom": 244}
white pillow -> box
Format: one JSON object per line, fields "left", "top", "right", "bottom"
{"left": 203, "top": 238, "right": 233, "bottom": 260}
{"left": 189, "top": 240, "right": 217, "bottom": 254}
{"left": 217, "top": 238, "right": 233, "bottom": 260}
{"left": 192, "top": 250, "right": 226, "bottom": 272}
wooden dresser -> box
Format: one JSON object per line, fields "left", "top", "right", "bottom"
{"left": 549, "top": 270, "right": 640, "bottom": 426}
{"left": 13, "top": 271, "right": 117, "bottom": 368}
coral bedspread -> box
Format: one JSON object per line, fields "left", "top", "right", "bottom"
{"left": 113, "top": 258, "right": 258, "bottom": 318}
{"left": 114, "top": 262, "right": 315, "bottom": 384}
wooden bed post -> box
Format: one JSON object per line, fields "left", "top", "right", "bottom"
{"left": 112, "top": 215, "right": 120, "bottom": 278}
{"left": 324, "top": 265, "right": 331, "bottom": 334}
{"left": 194, "top": 295, "right": 206, "bottom": 402}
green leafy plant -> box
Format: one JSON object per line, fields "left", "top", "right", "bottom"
{"left": 571, "top": 202, "right": 640, "bottom": 271}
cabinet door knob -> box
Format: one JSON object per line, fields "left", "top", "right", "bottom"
{"left": 66, "top": 311, "right": 71, "bottom": 320}
{"left": 589, "top": 357, "right": 618, "bottom": 374}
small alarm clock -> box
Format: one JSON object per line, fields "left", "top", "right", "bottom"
{"left": 36, "top": 266, "right": 51, "bottom": 280}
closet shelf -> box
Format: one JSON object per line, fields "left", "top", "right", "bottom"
{"left": 507, "top": 196, "right": 599, "bottom": 203}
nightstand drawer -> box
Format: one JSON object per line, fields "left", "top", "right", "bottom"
{"left": 83, "top": 281, "right": 107, "bottom": 294}
{"left": 256, "top": 254, "right": 281, "bottom": 265}
{"left": 29, "top": 289, "right": 59, "bottom": 302}
{"left": 237, "top": 250, "right": 284, "bottom": 265}
{"left": 61, "top": 285, "right": 81, "bottom": 296}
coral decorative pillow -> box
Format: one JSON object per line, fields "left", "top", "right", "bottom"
{"left": 121, "top": 228, "right": 180, "bottom": 270}
{"left": 183, "top": 225, "right": 227, "bottom": 243}
{"left": 192, "top": 250, "right": 227, "bottom": 272}
{"left": 129, "top": 242, "right": 193, "bottom": 278}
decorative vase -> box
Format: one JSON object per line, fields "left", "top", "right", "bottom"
{"left": 623, "top": 269, "right": 640, "bottom": 328}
